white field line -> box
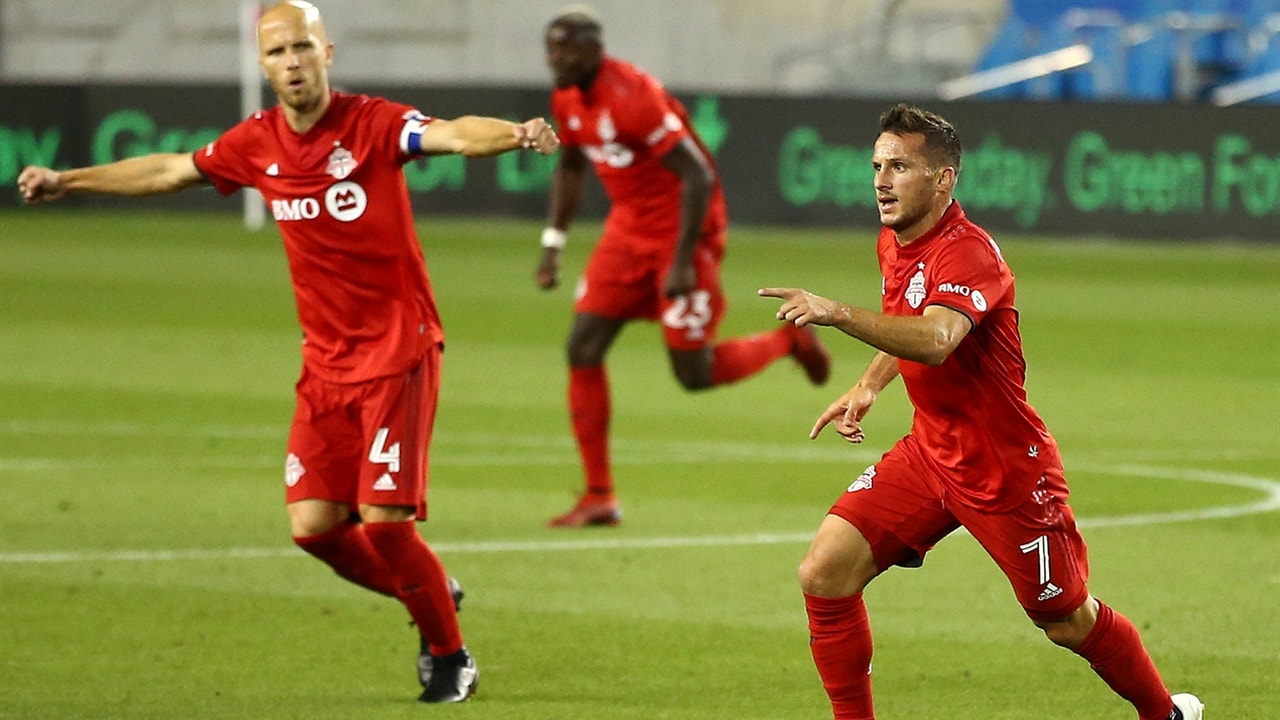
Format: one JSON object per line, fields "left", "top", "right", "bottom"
{"left": 1, "top": 463, "right": 1276, "bottom": 565}
{"left": 1, "top": 422, "right": 1277, "bottom": 564}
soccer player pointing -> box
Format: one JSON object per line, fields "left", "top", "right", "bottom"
{"left": 760, "top": 105, "right": 1202, "bottom": 720}
{"left": 19, "top": 0, "right": 558, "bottom": 704}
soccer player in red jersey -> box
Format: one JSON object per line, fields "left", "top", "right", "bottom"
{"left": 760, "top": 105, "right": 1202, "bottom": 720}
{"left": 17, "top": 0, "right": 559, "bottom": 704}
{"left": 535, "top": 8, "right": 832, "bottom": 528}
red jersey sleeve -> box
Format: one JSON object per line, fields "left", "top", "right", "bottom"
{"left": 343, "top": 95, "right": 429, "bottom": 166}
{"left": 194, "top": 118, "right": 259, "bottom": 196}
{"left": 612, "top": 73, "right": 688, "bottom": 159}
{"left": 922, "top": 230, "right": 1014, "bottom": 326}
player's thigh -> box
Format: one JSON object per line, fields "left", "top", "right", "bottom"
{"left": 955, "top": 466, "right": 1091, "bottom": 623}
{"left": 354, "top": 347, "right": 442, "bottom": 520}
{"left": 286, "top": 368, "right": 365, "bottom": 509}
{"left": 827, "top": 441, "right": 959, "bottom": 573}
{"left": 574, "top": 242, "right": 660, "bottom": 320}
{"left": 660, "top": 243, "right": 727, "bottom": 352}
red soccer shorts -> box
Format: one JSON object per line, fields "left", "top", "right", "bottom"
{"left": 829, "top": 435, "right": 1091, "bottom": 623}
{"left": 284, "top": 346, "right": 442, "bottom": 520}
{"left": 574, "top": 232, "right": 727, "bottom": 352}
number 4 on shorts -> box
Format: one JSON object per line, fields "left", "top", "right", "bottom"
{"left": 369, "top": 427, "right": 401, "bottom": 473}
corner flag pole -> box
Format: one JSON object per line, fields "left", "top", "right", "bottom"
{"left": 239, "top": 0, "right": 266, "bottom": 230}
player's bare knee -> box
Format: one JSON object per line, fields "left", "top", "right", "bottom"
{"left": 669, "top": 351, "right": 713, "bottom": 390}
{"left": 288, "top": 499, "right": 347, "bottom": 539}
{"left": 567, "top": 343, "right": 603, "bottom": 366}
{"left": 1036, "top": 618, "right": 1075, "bottom": 648}
{"left": 290, "top": 517, "right": 333, "bottom": 539}
{"left": 673, "top": 366, "right": 712, "bottom": 391}
{"left": 1035, "top": 596, "right": 1098, "bottom": 649}
{"left": 798, "top": 552, "right": 854, "bottom": 597}
{"left": 797, "top": 555, "right": 826, "bottom": 595}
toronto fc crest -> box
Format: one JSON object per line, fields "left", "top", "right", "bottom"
{"left": 905, "top": 269, "right": 927, "bottom": 309}
{"left": 326, "top": 143, "right": 358, "bottom": 180}
{"left": 847, "top": 465, "right": 876, "bottom": 493}
{"left": 597, "top": 110, "right": 617, "bottom": 142}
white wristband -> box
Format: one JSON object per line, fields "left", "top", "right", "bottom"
{"left": 541, "top": 227, "right": 567, "bottom": 250}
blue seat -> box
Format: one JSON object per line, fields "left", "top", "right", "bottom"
{"left": 1127, "top": 0, "right": 1248, "bottom": 100}
{"left": 1052, "top": 7, "right": 1131, "bottom": 99}
{"left": 970, "top": 0, "right": 1258, "bottom": 101}
{"left": 971, "top": 12, "right": 1038, "bottom": 99}
{"left": 970, "top": 1, "right": 1146, "bottom": 100}
{"left": 970, "top": 1, "right": 1095, "bottom": 100}
{"left": 1228, "top": 0, "right": 1280, "bottom": 102}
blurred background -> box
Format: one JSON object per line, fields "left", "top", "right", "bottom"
{"left": 4, "top": 0, "right": 1279, "bottom": 103}
{"left": 4, "top": 1, "right": 1279, "bottom": 240}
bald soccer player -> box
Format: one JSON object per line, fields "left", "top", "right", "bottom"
{"left": 18, "top": 1, "right": 559, "bottom": 703}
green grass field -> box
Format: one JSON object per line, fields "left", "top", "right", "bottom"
{"left": 1, "top": 210, "right": 1277, "bottom": 720}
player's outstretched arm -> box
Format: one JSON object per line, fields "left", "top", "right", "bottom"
{"left": 18, "top": 153, "right": 205, "bottom": 204}
{"left": 759, "top": 287, "right": 848, "bottom": 327}
{"left": 759, "top": 287, "right": 971, "bottom": 366}
{"left": 421, "top": 116, "right": 559, "bottom": 158}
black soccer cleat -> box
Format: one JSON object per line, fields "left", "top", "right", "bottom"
{"left": 417, "top": 647, "right": 479, "bottom": 704}
{"left": 416, "top": 577, "right": 467, "bottom": 688}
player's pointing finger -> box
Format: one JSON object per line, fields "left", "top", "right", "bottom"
{"left": 757, "top": 287, "right": 799, "bottom": 300}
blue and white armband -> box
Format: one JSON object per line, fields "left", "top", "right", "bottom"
{"left": 400, "top": 113, "right": 435, "bottom": 156}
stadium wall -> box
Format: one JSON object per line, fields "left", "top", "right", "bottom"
{"left": 4, "top": 83, "right": 1278, "bottom": 242}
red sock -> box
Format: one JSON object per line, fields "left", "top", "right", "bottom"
{"left": 1073, "top": 601, "right": 1174, "bottom": 720}
{"left": 569, "top": 365, "right": 613, "bottom": 495}
{"left": 709, "top": 329, "right": 792, "bottom": 386}
{"left": 294, "top": 521, "right": 398, "bottom": 598}
{"left": 363, "top": 521, "right": 464, "bottom": 657}
{"left": 805, "top": 593, "right": 876, "bottom": 720}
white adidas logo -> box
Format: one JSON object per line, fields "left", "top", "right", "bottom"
{"left": 266, "top": 163, "right": 279, "bottom": 176}
{"left": 373, "top": 473, "right": 398, "bottom": 491}
{"left": 1038, "top": 583, "right": 1063, "bottom": 602}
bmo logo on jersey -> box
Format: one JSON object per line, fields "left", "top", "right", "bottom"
{"left": 325, "top": 181, "right": 367, "bottom": 222}
{"left": 271, "top": 197, "right": 322, "bottom": 221}
{"left": 937, "top": 282, "right": 989, "bottom": 312}
{"left": 270, "top": 181, "right": 368, "bottom": 223}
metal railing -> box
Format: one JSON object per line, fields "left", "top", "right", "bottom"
{"left": 937, "top": 43, "right": 1093, "bottom": 100}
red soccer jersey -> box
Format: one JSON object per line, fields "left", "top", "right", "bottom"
{"left": 550, "top": 55, "right": 727, "bottom": 252}
{"left": 878, "top": 201, "right": 1058, "bottom": 511}
{"left": 193, "top": 92, "right": 443, "bottom": 384}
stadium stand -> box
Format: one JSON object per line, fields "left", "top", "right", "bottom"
{"left": 3, "top": 0, "right": 1274, "bottom": 103}
{"left": 0, "top": 0, "right": 1003, "bottom": 97}
{"left": 965, "top": 0, "right": 1280, "bottom": 103}
{"left": 1211, "top": 0, "right": 1280, "bottom": 103}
